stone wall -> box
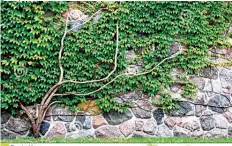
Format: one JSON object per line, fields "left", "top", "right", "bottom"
{"left": 1, "top": 66, "right": 232, "bottom": 139}
{"left": 1, "top": 8, "right": 232, "bottom": 139}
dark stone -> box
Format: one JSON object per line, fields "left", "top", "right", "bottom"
{"left": 169, "top": 43, "right": 182, "bottom": 55}
{"left": 200, "top": 67, "right": 218, "bottom": 79}
{"left": 228, "top": 126, "right": 232, "bottom": 137}
{"left": 168, "top": 101, "right": 194, "bottom": 116}
{"left": 75, "top": 116, "right": 91, "bottom": 129}
{"left": 52, "top": 106, "right": 74, "bottom": 122}
{"left": 40, "top": 121, "right": 50, "bottom": 135}
{"left": 103, "top": 110, "right": 133, "bottom": 125}
{"left": 208, "top": 94, "right": 230, "bottom": 113}
{"left": 200, "top": 116, "right": 215, "bottom": 131}
{"left": 5, "top": 117, "right": 31, "bottom": 135}
{"left": 153, "top": 109, "right": 164, "bottom": 125}
{"left": 1, "top": 129, "right": 17, "bottom": 139}
{"left": 1, "top": 111, "right": 11, "bottom": 124}
{"left": 132, "top": 100, "right": 153, "bottom": 119}
{"left": 76, "top": 115, "right": 86, "bottom": 124}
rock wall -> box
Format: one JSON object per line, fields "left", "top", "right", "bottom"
{"left": 1, "top": 8, "right": 232, "bottom": 139}
{"left": 1, "top": 66, "right": 232, "bottom": 139}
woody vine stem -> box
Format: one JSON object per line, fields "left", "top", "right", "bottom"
{"left": 17, "top": 8, "right": 184, "bottom": 137}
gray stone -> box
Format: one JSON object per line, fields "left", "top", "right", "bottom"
{"left": 153, "top": 109, "right": 164, "bottom": 125}
{"left": 66, "top": 130, "right": 93, "bottom": 138}
{"left": 191, "top": 77, "right": 205, "bottom": 90}
{"left": 195, "top": 105, "right": 207, "bottom": 117}
{"left": 164, "top": 117, "right": 181, "bottom": 130}
{"left": 228, "top": 126, "right": 232, "bottom": 137}
{"left": 214, "top": 115, "right": 228, "bottom": 129}
{"left": 95, "top": 126, "right": 123, "bottom": 138}
{"left": 168, "top": 101, "right": 194, "bottom": 116}
{"left": 1, "top": 129, "right": 17, "bottom": 139}
{"left": 203, "top": 79, "right": 213, "bottom": 92}
{"left": 46, "top": 122, "right": 66, "bottom": 138}
{"left": 76, "top": 115, "right": 86, "bottom": 124}
{"left": 5, "top": 117, "right": 31, "bottom": 135}
{"left": 52, "top": 106, "right": 74, "bottom": 122}
{"left": 82, "top": 116, "right": 92, "bottom": 129}
{"left": 103, "top": 110, "right": 133, "bottom": 125}
{"left": 132, "top": 131, "right": 153, "bottom": 138}
{"left": 191, "top": 130, "right": 204, "bottom": 138}
{"left": 200, "top": 67, "right": 218, "bottom": 79}
{"left": 132, "top": 100, "right": 152, "bottom": 119}
{"left": 208, "top": 94, "right": 230, "bottom": 113}
{"left": 66, "top": 121, "right": 83, "bottom": 132}
{"left": 180, "top": 118, "right": 200, "bottom": 132}
{"left": 169, "top": 43, "right": 182, "bottom": 55}
{"left": 211, "top": 80, "right": 222, "bottom": 93}
{"left": 126, "top": 65, "right": 141, "bottom": 74}
{"left": 202, "top": 110, "right": 214, "bottom": 116}
{"left": 119, "top": 120, "right": 135, "bottom": 137}
{"left": 170, "top": 84, "right": 182, "bottom": 93}
{"left": 219, "top": 68, "right": 232, "bottom": 88}
{"left": 125, "top": 50, "right": 136, "bottom": 60}
{"left": 70, "top": 20, "right": 84, "bottom": 32}
{"left": 157, "top": 125, "right": 172, "bottom": 137}
{"left": 135, "top": 120, "right": 144, "bottom": 131}
{"left": 40, "top": 121, "right": 50, "bottom": 135}
{"left": 200, "top": 116, "right": 215, "bottom": 131}
{"left": 1, "top": 111, "right": 11, "bottom": 124}
{"left": 143, "top": 119, "right": 157, "bottom": 135}
{"left": 223, "top": 112, "right": 232, "bottom": 123}
{"left": 173, "top": 126, "right": 191, "bottom": 137}
{"left": 204, "top": 128, "right": 227, "bottom": 138}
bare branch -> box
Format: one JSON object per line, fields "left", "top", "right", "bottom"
{"left": 17, "top": 101, "right": 36, "bottom": 125}
{"left": 54, "top": 44, "right": 184, "bottom": 97}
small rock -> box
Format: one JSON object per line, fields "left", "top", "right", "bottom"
{"left": 46, "top": 122, "right": 66, "bottom": 138}
{"left": 5, "top": 117, "right": 31, "bottom": 135}
{"left": 93, "top": 115, "right": 107, "bottom": 129}
{"left": 195, "top": 105, "right": 207, "bottom": 117}
{"left": 214, "top": 115, "right": 228, "bottom": 129}
{"left": 223, "top": 112, "right": 232, "bottom": 123}
{"left": 204, "top": 128, "right": 227, "bottom": 138}
{"left": 67, "top": 121, "right": 83, "bottom": 132}
{"left": 228, "top": 126, "right": 232, "bottom": 137}
{"left": 164, "top": 117, "right": 181, "bottom": 130}
{"left": 66, "top": 130, "right": 93, "bottom": 138}
{"left": 103, "top": 110, "right": 133, "bottom": 125}
{"left": 132, "top": 100, "right": 152, "bottom": 119}
{"left": 211, "top": 80, "right": 222, "bottom": 93}
{"left": 95, "top": 126, "right": 123, "bottom": 138}
{"left": 202, "top": 110, "right": 214, "bottom": 116}
{"left": 135, "top": 120, "right": 144, "bottom": 131}
{"left": 1, "top": 111, "right": 11, "bottom": 124}
{"left": 200, "top": 116, "right": 215, "bottom": 131}
{"left": 119, "top": 120, "right": 135, "bottom": 137}
{"left": 203, "top": 79, "right": 213, "bottom": 92}
{"left": 52, "top": 106, "right": 74, "bottom": 122}
{"left": 190, "top": 77, "right": 205, "bottom": 90}
{"left": 191, "top": 130, "right": 204, "bottom": 138}
{"left": 169, "top": 43, "right": 183, "bottom": 55}
{"left": 208, "top": 94, "right": 230, "bottom": 113}
{"left": 143, "top": 119, "right": 157, "bottom": 135}
{"left": 170, "top": 84, "right": 182, "bottom": 93}
{"left": 200, "top": 67, "right": 218, "bottom": 79}
{"left": 153, "top": 109, "right": 164, "bottom": 125}
{"left": 69, "top": 9, "right": 84, "bottom": 20}
{"left": 132, "top": 131, "right": 153, "bottom": 138}
{"left": 82, "top": 116, "right": 92, "bottom": 129}
{"left": 125, "top": 50, "right": 136, "bottom": 60}
{"left": 180, "top": 117, "right": 200, "bottom": 132}
{"left": 1, "top": 129, "right": 17, "bottom": 139}
{"left": 219, "top": 68, "right": 232, "bottom": 88}
{"left": 173, "top": 126, "right": 191, "bottom": 137}
{"left": 40, "top": 121, "right": 50, "bottom": 135}
{"left": 156, "top": 125, "right": 172, "bottom": 137}
{"left": 168, "top": 101, "right": 194, "bottom": 116}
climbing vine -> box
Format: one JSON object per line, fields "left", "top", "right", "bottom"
{"left": 1, "top": 1, "right": 232, "bottom": 115}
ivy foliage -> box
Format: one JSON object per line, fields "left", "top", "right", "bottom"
{"left": 1, "top": 2, "right": 231, "bottom": 113}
